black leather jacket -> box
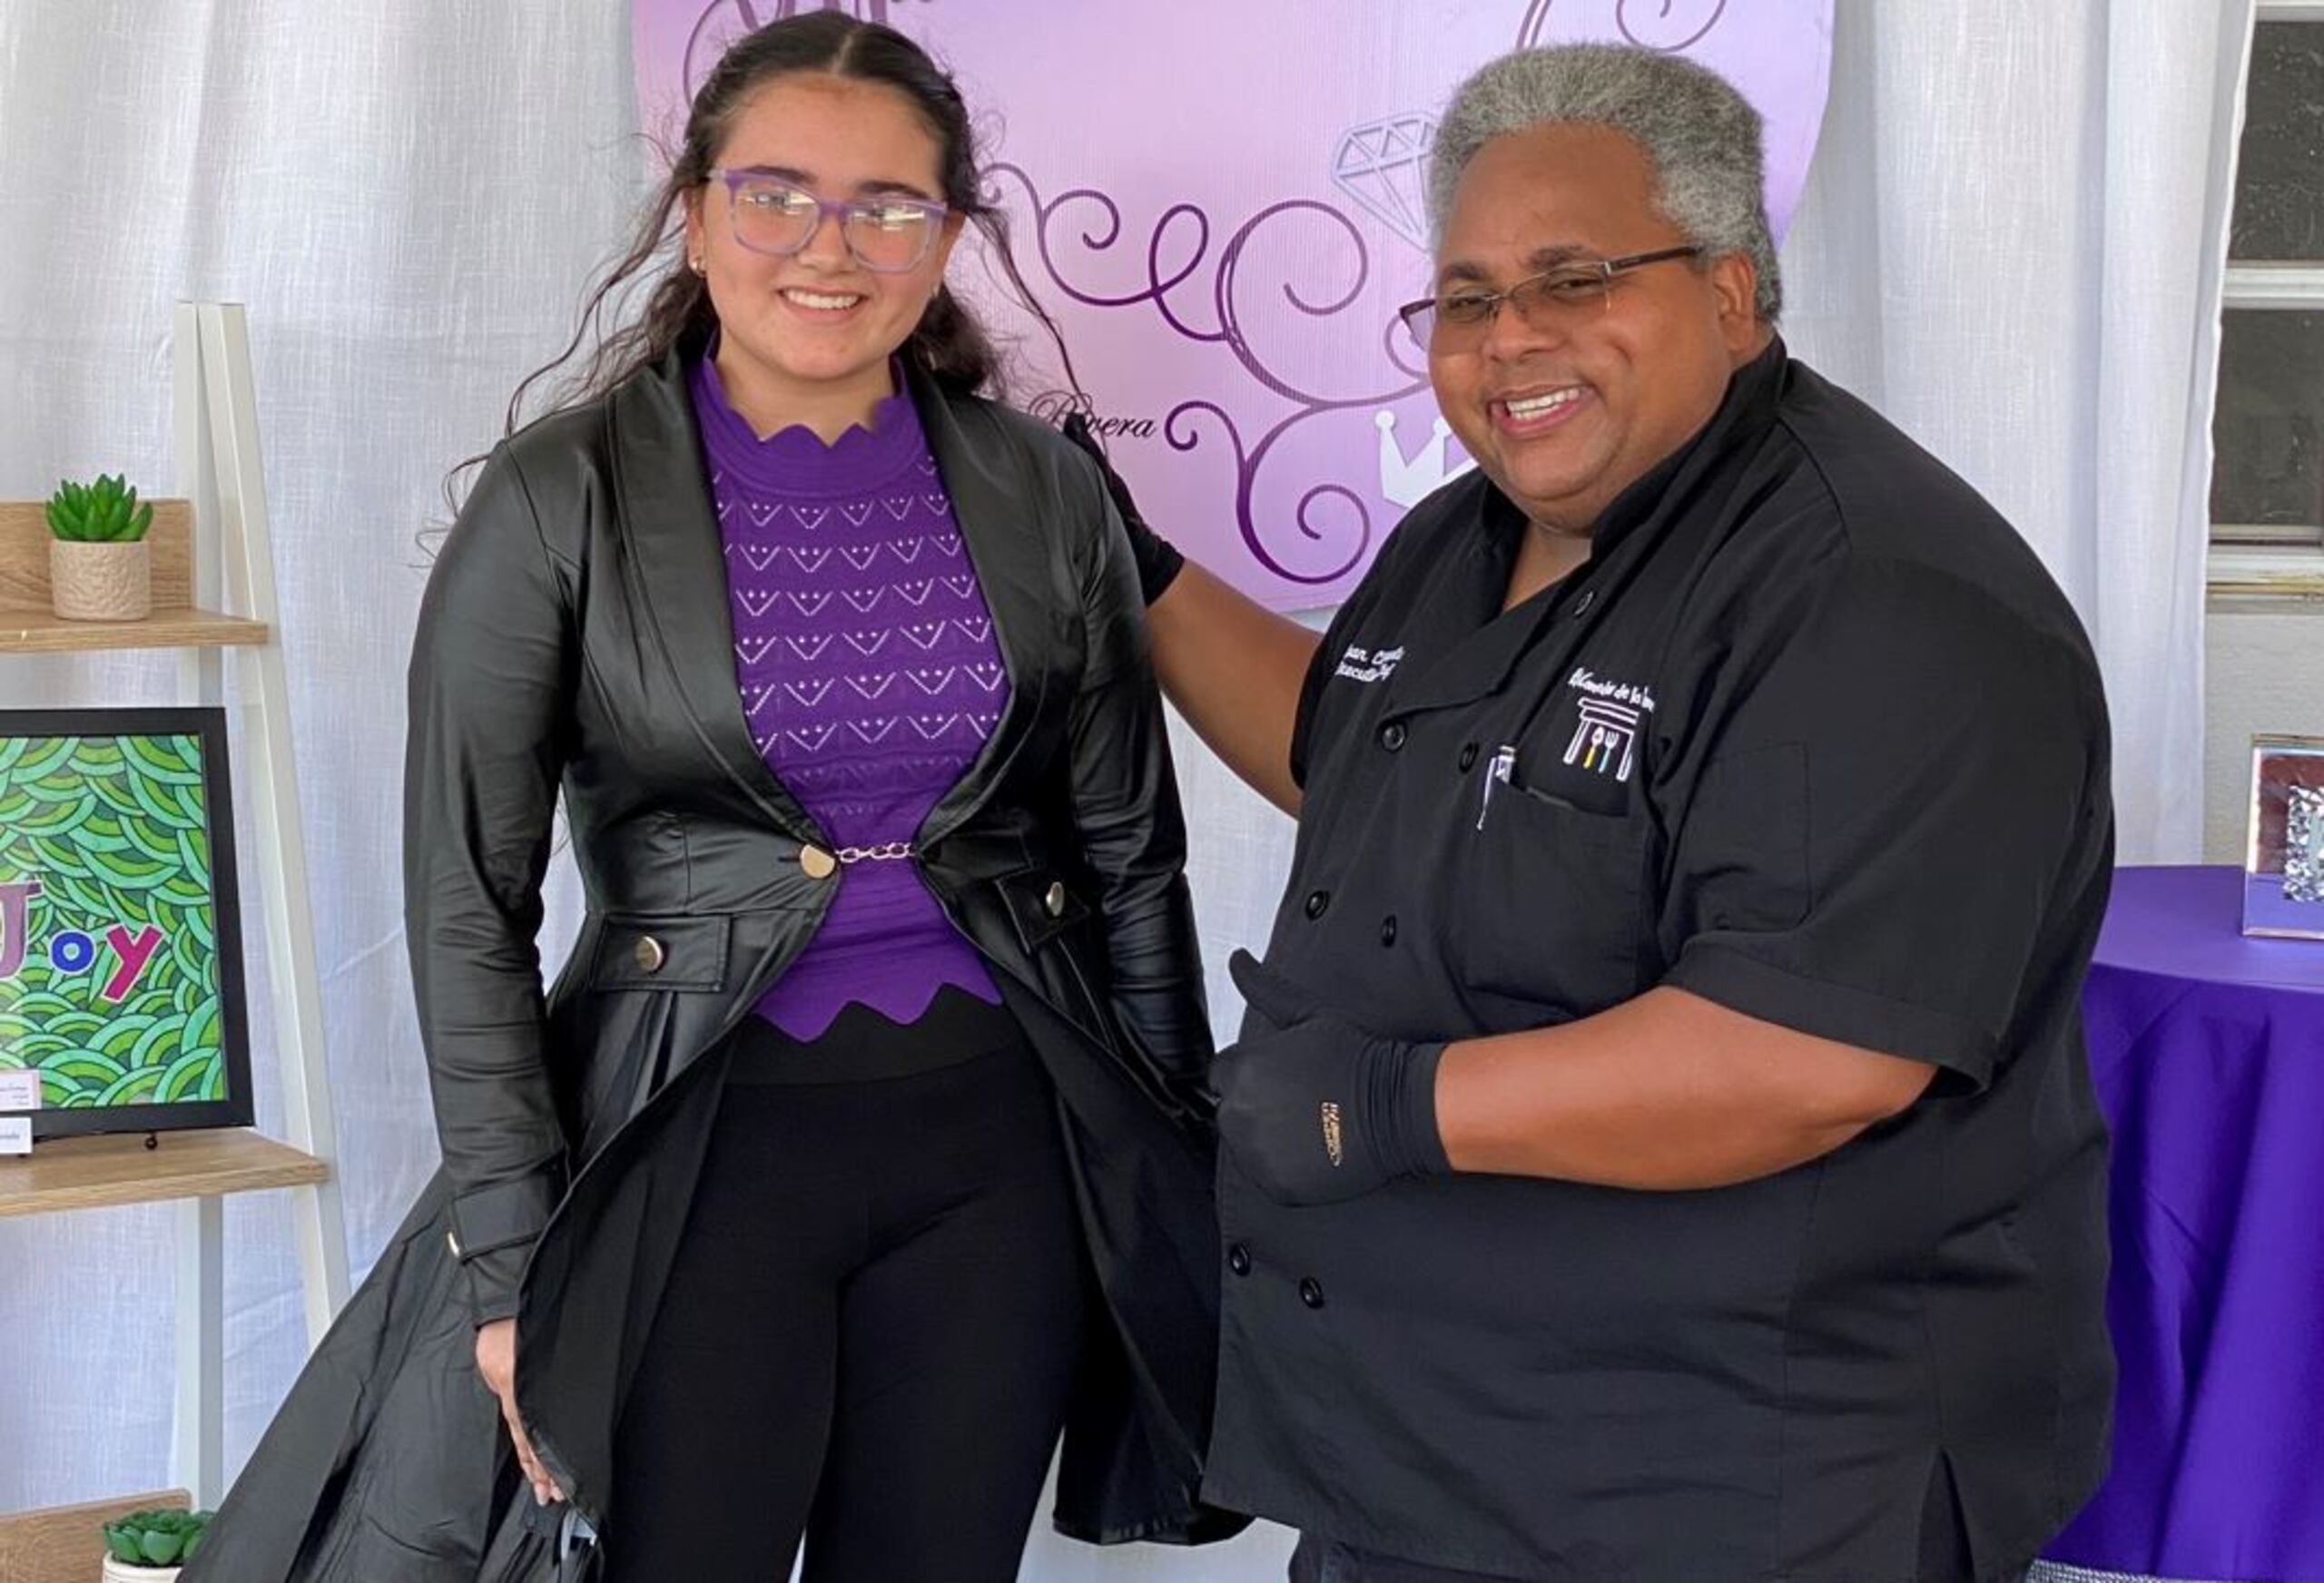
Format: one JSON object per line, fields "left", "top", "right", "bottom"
{"left": 186, "top": 347, "right": 1236, "bottom": 1582}
{"left": 411, "top": 347, "right": 1216, "bottom": 1321}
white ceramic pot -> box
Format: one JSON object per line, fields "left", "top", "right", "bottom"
{"left": 100, "top": 1557, "right": 180, "bottom": 1583}
{"left": 50, "top": 538, "right": 153, "bottom": 621}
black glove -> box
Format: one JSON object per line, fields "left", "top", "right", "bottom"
{"left": 1061, "top": 409, "right": 1186, "bottom": 605}
{"left": 1214, "top": 949, "right": 1450, "bottom": 1205}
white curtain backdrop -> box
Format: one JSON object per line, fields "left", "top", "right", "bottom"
{"left": 1776, "top": 3, "right": 2248, "bottom": 867}
{"left": 0, "top": 3, "right": 2245, "bottom": 1578}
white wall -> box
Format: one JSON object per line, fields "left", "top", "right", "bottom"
{"left": 2203, "top": 606, "right": 2324, "bottom": 861}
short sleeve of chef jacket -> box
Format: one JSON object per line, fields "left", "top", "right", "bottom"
{"left": 1655, "top": 556, "right": 2112, "bottom": 1092}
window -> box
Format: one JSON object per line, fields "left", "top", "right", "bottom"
{"left": 2212, "top": 2, "right": 2324, "bottom": 599}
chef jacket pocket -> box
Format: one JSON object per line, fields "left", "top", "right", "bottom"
{"left": 1462, "top": 769, "right": 1649, "bottom": 1015}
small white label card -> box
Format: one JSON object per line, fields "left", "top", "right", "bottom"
{"left": 0, "top": 1069, "right": 37, "bottom": 1155}
{"left": 0, "top": 1068, "right": 38, "bottom": 1112}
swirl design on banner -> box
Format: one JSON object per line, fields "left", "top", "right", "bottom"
{"left": 991, "top": 163, "right": 1428, "bottom": 585}
{"left": 1519, "top": 0, "right": 1730, "bottom": 51}
{"left": 683, "top": 1, "right": 906, "bottom": 94}
{"left": 638, "top": 0, "right": 1822, "bottom": 605}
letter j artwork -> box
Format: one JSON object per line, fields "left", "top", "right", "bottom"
{"left": 0, "top": 880, "right": 166, "bottom": 1000}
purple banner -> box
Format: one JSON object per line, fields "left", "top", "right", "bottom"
{"left": 635, "top": 1, "right": 1832, "bottom": 609}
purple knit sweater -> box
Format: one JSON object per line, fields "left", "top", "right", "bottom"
{"left": 691, "top": 357, "right": 1008, "bottom": 1040}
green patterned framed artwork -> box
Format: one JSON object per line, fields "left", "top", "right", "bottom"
{"left": 0, "top": 708, "right": 251, "bottom": 1138}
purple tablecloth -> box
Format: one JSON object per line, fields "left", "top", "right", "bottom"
{"left": 2043, "top": 866, "right": 2324, "bottom": 1583}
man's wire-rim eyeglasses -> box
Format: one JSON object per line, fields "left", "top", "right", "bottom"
{"left": 1396, "top": 246, "right": 1706, "bottom": 349}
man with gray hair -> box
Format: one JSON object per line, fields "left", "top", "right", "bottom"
{"left": 1067, "top": 41, "right": 2114, "bottom": 1583}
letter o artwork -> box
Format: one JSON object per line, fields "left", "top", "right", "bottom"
{"left": 48, "top": 929, "right": 96, "bottom": 974}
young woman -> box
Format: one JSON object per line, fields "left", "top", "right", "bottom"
{"left": 185, "top": 15, "right": 1238, "bottom": 1582}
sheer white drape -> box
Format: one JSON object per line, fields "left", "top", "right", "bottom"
{"left": 0, "top": 0, "right": 634, "bottom": 1528}
{"left": 0, "top": 4, "right": 2241, "bottom": 1578}
{"left": 1777, "top": 4, "right": 2249, "bottom": 866}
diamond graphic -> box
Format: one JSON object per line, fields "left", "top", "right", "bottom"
{"left": 1333, "top": 113, "right": 1437, "bottom": 250}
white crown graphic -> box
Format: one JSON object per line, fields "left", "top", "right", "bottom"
{"left": 1375, "top": 409, "right": 1478, "bottom": 509}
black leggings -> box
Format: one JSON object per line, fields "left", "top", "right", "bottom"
{"left": 602, "top": 1010, "right": 1088, "bottom": 1583}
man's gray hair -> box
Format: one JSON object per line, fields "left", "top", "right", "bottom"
{"left": 1428, "top": 44, "right": 1782, "bottom": 321}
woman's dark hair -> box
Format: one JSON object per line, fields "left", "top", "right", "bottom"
{"left": 500, "top": 11, "right": 1071, "bottom": 436}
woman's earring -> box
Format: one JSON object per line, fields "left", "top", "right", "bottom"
{"left": 690, "top": 255, "right": 705, "bottom": 275}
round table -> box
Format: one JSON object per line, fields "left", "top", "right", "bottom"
{"left": 2030, "top": 866, "right": 2324, "bottom": 1583}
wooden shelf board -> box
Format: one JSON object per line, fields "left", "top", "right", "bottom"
{"left": 0, "top": 501, "right": 269, "bottom": 651}
{"left": 0, "top": 606, "right": 270, "bottom": 654}
{"left": 0, "top": 1128, "right": 328, "bottom": 1219}
{"left": 0, "top": 1490, "right": 190, "bottom": 1583}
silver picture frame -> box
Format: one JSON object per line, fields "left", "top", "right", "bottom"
{"left": 2242, "top": 733, "right": 2324, "bottom": 940}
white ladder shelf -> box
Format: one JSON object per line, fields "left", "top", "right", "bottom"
{"left": 0, "top": 301, "right": 351, "bottom": 1582}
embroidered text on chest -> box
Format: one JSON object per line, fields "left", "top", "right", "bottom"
{"left": 1334, "top": 643, "right": 1405, "bottom": 684}
{"left": 1562, "top": 667, "right": 1657, "bottom": 783}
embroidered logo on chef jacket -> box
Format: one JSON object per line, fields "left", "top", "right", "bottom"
{"left": 1561, "top": 667, "right": 1657, "bottom": 784}
{"left": 1334, "top": 643, "right": 1405, "bottom": 684}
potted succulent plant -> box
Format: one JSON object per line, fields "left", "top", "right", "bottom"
{"left": 98, "top": 1508, "right": 211, "bottom": 1581}
{"left": 44, "top": 473, "right": 154, "bottom": 621}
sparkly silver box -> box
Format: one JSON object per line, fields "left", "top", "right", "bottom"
{"left": 2242, "top": 734, "right": 2324, "bottom": 939}
{"left": 2288, "top": 786, "right": 2324, "bottom": 905}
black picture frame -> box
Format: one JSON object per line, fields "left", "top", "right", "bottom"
{"left": 0, "top": 707, "right": 252, "bottom": 1139}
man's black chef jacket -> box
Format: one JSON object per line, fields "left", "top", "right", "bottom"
{"left": 1200, "top": 342, "right": 2116, "bottom": 1582}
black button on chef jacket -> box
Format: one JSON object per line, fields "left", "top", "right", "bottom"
{"left": 1201, "top": 343, "right": 2117, "bottom": 1583}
